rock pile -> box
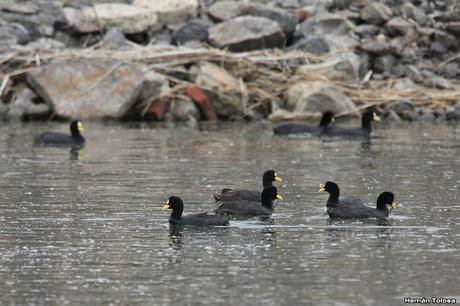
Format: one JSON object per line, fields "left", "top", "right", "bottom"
{"left": 0, "top": 0, "right": 459, "bottom": 122}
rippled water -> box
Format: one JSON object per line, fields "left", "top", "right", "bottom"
{"left": 0, "top": 121, "right": 459, "bottom": 305}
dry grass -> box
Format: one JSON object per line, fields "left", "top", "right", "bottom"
{"left": 1, "top": 44, "right": 459, "bottom": 118}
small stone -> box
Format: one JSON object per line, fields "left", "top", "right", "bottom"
{"left": 440, "top": 63, "right": 458, "bottom": 78}
{"left": 288, "top": 37, "right": 330, "bottom": 54}
{"left": 359, "top": 40, "right": 391, "bottom": 55}
{"left": 208, "top": 16, "right": 286, "bottom": 52}
{"left": 133, "top": 0, "right": 199, "bottom": 25}
{"left": 63, "top": 4, "right": 159, "bottom": 34}
{"left": 385, "top": 17, "right": 415, "bottom": 36}
{"left": 373, "top": 54, "right": 396, "bottom": 73}
{"left": 173, "top": 19, "right": 212, "bottom": 45}
{"left": 241, "top": 3, "right": 298, "bottom": 35}
{"left": 354, "top": 24, "right": 380, "bottom": 37}
{"left": 361, "top": 2, "right": 393, "bottom": 25}
{"left": 207, "top": 1, "right": 242, "bottom": 22}
{"left": 0, "top": 0, "right": 38, "bottom": 14}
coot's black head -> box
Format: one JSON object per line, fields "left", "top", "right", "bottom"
{"left": 262, "top": 170, "right": 282, "bottom": 187}
{"left": 319, "top": 111, "right": 335, "bottom": 127}
{"left": 162, "top": 196, "right": 184, "bottom": 220}
{"left": 70, "top": 120, "right": 84, "bottom": 137}
{"left": 361, "top": 109, "right": 380, "bottom": 129}
{"left": 376, "top": 192, "right": 396, "bottom": 212}
{"left": 261, "top": 186, "right": 283, "bottom": 207}
{"left": 319, "top": 181, "right": 340, "bottom": 202}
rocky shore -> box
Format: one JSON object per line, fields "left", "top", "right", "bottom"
{"left": 0, "top": 0, "right": 459, "bottom": 124}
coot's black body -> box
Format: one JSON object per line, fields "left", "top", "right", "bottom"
{"left": 320, "top": 182, "right": 396, "bottom": 219}
{"left": 162, "top": 196, "right": 230, "bottom": 226}
{"left": 214, "top": 170, "right": 282, "bottom": 202}
{"left": 273, "top": 112, "right": 334, "bottom": 136}
{"left": 215, "top": 186, "right": 283, "bottom": 216}
{"left": 36, "top": 120, "right": 85, "bottom": 146}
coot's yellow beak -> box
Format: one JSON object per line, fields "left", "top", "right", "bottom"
{"left": 161, "top": 200, "right": 170, "bottom": 211}
{"left": 275, "top": 174, "right": 282, "bottom": 182}
{"left": 373, "top": 113, "right": 381, "bottom": 122}
{"left": 319, "top": 185, "right": 325, "bottom": 192}
{"left": 391, "top": 201, "right": 397, "bottom": 211}
{"left": 276, "top": 194, "right": 283, "bottom": 201}
{"left": 77, "top": 121, "right": 85, "bottom": 133}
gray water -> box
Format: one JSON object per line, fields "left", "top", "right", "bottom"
{"left": 0, "top": 121, "right": 459, "bottom": 305}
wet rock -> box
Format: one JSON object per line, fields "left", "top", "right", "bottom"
{"left": 133, "top": 0, "right": 199, "bottom": 25}
{"left": 288, "top": 37, "right": 330, "bottom": 54}
{"left": 241, "top": 3, "right": 298, "bottom": 35}
{"left": 207, "top": 1, "right": 242, "bottom": 22}
{"left": 297, "top": 52, "right": 360, "bottom": 82}
{"left": 284, "top": 81, "right": 357, "bottom": 114}
{"left": 208, "top": 16, "right": 286, "bottom": 52}
{"left": 27, "top": 59, "right": 146, "bottom": 119}
{"left": 385, "top": 17, "right": 415, "bottom": 36}
{"left": 63, "top": 4, "right": 159, "bottom": 34}
{"left": 5, "top": 87, "right": 36, "bottom": 121}
{"left": 173, "top": 19, "right": 212, "bottom": 45}
{"left": 195, "top": 62, "right": 244, "bottom": 118}
{"left": 166, "top": 96, "right": 200, "bottom": 121}
{"left": 294, "top": 14, "right": 358, "bottom": 53}
{"left": 360, "top": 2, "right": 393, "bottom": 25}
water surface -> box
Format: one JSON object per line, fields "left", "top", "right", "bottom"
{"left": 0, "top": 121, "right": 459, "bottom": 305}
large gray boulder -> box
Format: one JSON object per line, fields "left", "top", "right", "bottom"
{"left": 293, "top": 14, "right": 358, "bottom": 54}
{"left": 27, "top": 59, "right": 146, "bottom": 120}
{"left": 63, "top": 4, "right": 159, "bottom": 34}
{"left": 284, "top": 81, "right": 357, "bottom": 115}
{"left": 208, "top": 16, "right": 286, "bottom": 52}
